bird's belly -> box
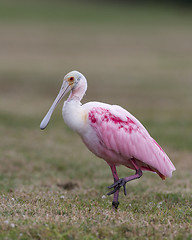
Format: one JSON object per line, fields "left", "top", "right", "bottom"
{"left": 81, "top": 133, "right": 133, "bottom": 167}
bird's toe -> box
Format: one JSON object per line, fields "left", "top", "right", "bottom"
{"left": 107, "top": 178, "right": 126, "bottom": 195}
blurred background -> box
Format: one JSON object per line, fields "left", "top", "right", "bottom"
{"left": 0, "top": 0, "right": 192, "bottom": 192}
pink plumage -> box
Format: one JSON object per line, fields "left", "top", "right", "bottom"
{"left": 40, "top": 70, "right": 176, "bottom": 209}
{"left": 83, "top": 103, "right": 175, "bottom": 179}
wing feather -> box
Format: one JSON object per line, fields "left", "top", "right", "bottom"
{"left": 87, "top": 104, "right": 175, "bottom": 177}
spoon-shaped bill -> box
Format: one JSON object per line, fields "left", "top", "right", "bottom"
{"left": 40, "top": 81, "right": 71, "bottom": 130}
{"left": 40, "top": 105, "right": 55, "bottom": 130}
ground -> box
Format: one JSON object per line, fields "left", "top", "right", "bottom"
{"left": 0, "top": 1, "right": 191, "bottom": 239}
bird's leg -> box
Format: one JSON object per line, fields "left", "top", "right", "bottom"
{"left": 108, "top": 165, "right": 120, "bottom": 209}
{"left": 107, "top": 159, "right": 143, "bottom": 196}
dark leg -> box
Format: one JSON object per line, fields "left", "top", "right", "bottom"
{"left": 107, "top": 159, "right": 143, "bottom": 196}
{"left": 109, "top": 165, "right": 120, "bottom": 209}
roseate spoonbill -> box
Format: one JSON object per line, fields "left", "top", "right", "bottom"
{"left": 40, "top": 70, "right": 176, "bottom": 209}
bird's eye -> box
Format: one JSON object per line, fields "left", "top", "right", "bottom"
{"left": 69, "top": 77, "right": 74, "bottom": 81}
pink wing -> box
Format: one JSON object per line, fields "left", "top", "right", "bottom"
{"left": 88, "top": 104, "right": 175, "bottom": 178}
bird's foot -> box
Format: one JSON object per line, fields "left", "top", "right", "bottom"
{"left": 107, "top": 178, "right": 127, "bottom": 196}
{"left": 112, "top": 201, "right": 119, "bottom": 209}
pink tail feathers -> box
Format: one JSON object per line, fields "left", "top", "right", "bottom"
{"left": 159, "top": 157, "right": 176, "bottom": 180}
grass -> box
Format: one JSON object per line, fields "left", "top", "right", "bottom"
{"left": 0, "top": 1, "right": 192, "bottom": 239}
{"left": 0, "top": 190, "right": 191, "bottom": 239}
{"left": 0, "top": 0, "right": 191, "bottom": 25}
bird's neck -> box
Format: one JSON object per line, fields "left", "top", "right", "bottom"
{"left": 62, "top": 76, "right": 88, "bottom": 134}
{"left": 62, "top": 100, "right": 86, "bottom": 135}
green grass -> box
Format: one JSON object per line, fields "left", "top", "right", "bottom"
{"left": 0, "top": 1, "right": 192, "bottom": 239}
{"left": 0, "top": 189, "right": 191, "bottom": 239}
{"left": 0, "top": 0, "right": 191, "bottom": 25}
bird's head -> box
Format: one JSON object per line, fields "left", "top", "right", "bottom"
{"left": 40, "top": 70, "right": 87, "bottom": 130}
{"left": 64, "top": 70, "right": 81, "bottom": 90}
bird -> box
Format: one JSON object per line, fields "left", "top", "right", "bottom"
{"left": 40, "top": 70, "right": 176, "bottom": 209}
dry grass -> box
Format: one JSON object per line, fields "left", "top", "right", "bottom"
{"left": 0, "top": 2, "right": 192, "bottom": 239}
